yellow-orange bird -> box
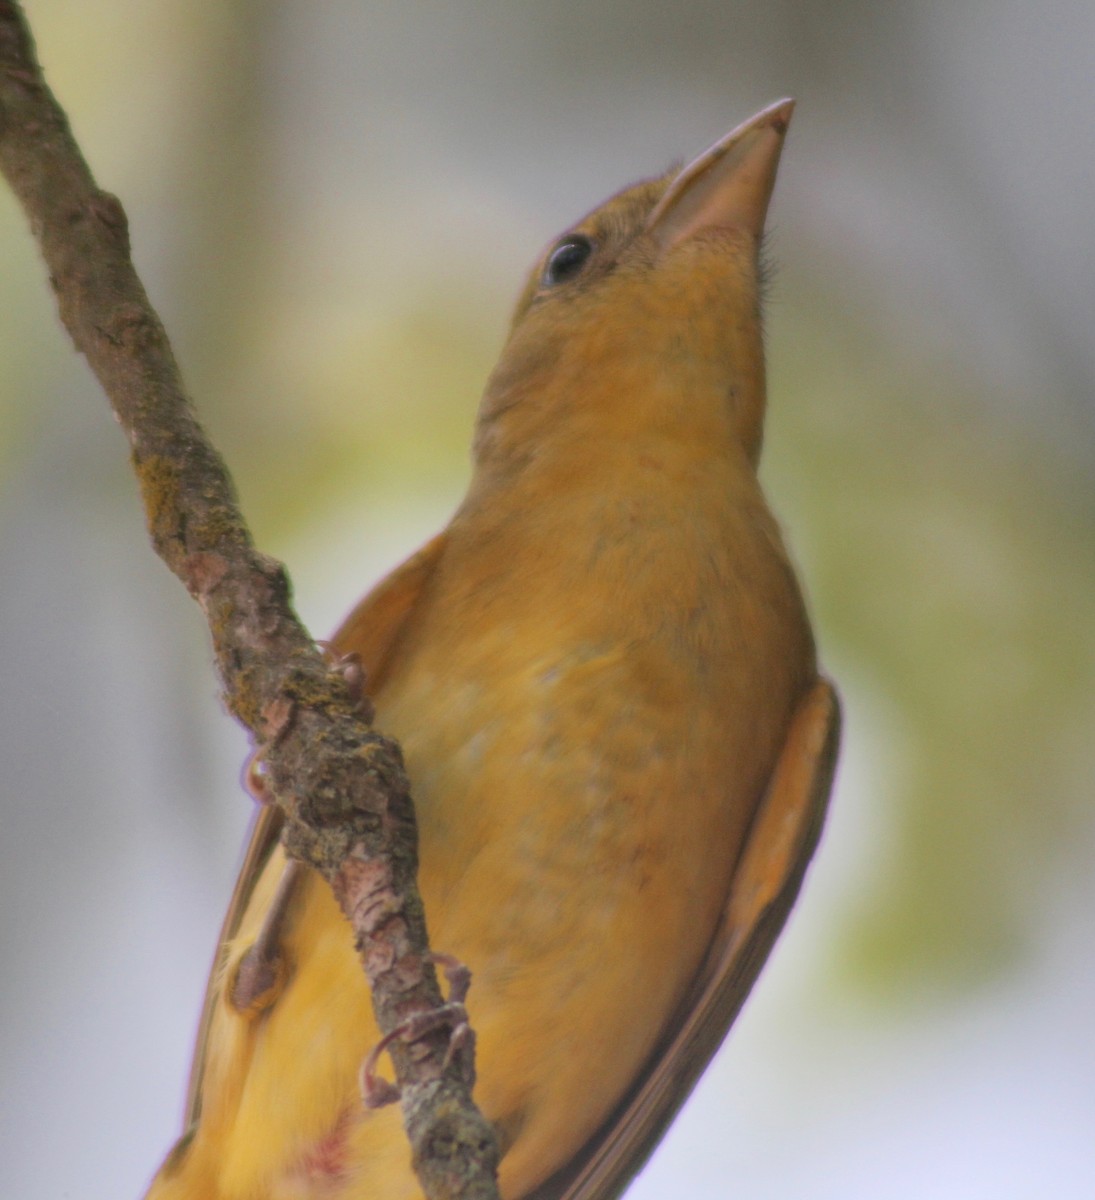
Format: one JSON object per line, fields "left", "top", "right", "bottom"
{"left": 148, "top": 99, "right": 840, "bottom": 1200}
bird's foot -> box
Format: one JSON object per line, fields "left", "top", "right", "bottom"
{"left": 228, "top": 860, "right": 303, "bottom": 1016}
{"left": 241, "top": 745, "right": 275, "bottom": 805}
{"left": 359, "top": 953, "right": 475, "bottom": 1109}
{"left": 317, "top": 640, "right": 373, "bottom": 720}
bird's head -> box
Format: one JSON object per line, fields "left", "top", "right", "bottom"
{"left": 474, "top": 100, "right": 793, "bottom": 476}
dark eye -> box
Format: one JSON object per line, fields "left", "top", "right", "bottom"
{"left": 542, "top": 235, "right": 594, "bottom": 286}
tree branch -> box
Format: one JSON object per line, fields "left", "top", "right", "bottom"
{"left": 0, "top": 4, "right": 499, "bottom": 1197}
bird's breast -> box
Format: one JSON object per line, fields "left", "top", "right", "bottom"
{"left": 372, "top": 462, "right": 814, "bottom": 915}
{"left": 348, "top": 470, "right": 816, "bottom": 1193}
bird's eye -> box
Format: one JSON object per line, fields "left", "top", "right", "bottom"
{"left": 542, "top": 235, "right": 594, "bottom": 287}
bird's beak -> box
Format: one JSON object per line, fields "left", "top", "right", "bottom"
{"left": 645, "top": 98, "right": 794, "bottom": 252}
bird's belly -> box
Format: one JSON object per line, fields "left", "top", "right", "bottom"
{"left": 361, "top": 633, "right": 781, "bottom": 1195}
{"left": 216, "top": 626, "right": 794, "bottom": 1200}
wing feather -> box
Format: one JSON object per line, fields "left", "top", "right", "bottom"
{"left": 528, "top": 678, "right": 840, "bottom": 1200}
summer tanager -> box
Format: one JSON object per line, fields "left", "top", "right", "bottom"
{"left": 147, "top": 98, "right": 840, "bottom": 1200}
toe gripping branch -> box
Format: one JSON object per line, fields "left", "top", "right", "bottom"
{"left": 229, "top": 643, "right": 373, "bottom": 1016}
{"left": 360, "top": 954, "right": 476, "bottom": 1109}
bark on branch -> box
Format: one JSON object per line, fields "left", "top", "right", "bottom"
{"left": 0, "top": 4, "right": 499, "bottom": 1197}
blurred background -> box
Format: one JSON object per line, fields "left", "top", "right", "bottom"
{"left": 1, "top": 1, "right": 1093, "bottom": 1196}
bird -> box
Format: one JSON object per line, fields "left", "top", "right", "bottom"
{"left": 146, "top": 98, "right": 840, "bottom": 1200}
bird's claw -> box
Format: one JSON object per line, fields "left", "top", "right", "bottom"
{"left": 243, "top": 641, "right": 369, "bottom": 807}
{"left": 242, "top": 747, "right": 274, "bottom": 805}
{"left": 317, "top": 640, "right": 373, "bottom": 719}
{"left": 359, "top": 953, "right": 476, "bottom": 1109}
